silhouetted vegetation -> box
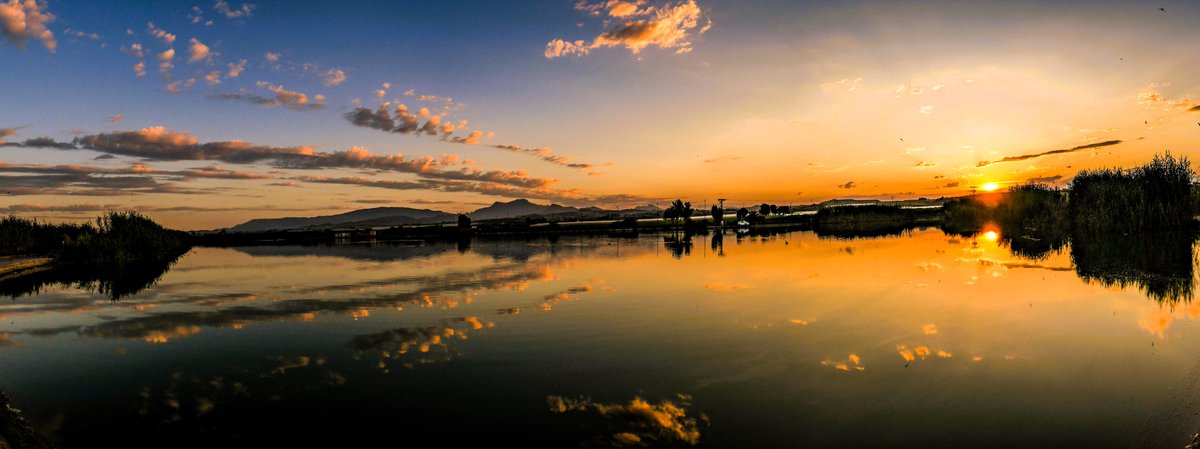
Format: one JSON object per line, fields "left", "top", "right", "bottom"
{"left": 755, "top": 203, "right": 790, "bottom": 215}
{"left": 1, "top": 212, "right": 189, "bottom": 261}
{"left": 0, "top": 215, "right": 94, "bottom": 256}
{"left": 0, "top": 253, "right": 183, "bottom": 300}
{"left": 663, "top": 234, "right": 693, "bottom": 259}
{"left": 942, "top": 153, "right": 1197, "bottom": 259}
{"left": 663, "top": 199, "right": 694, "bottom": 229}
{"left": 1070, "top": 152, "right": 1194, "bottom": 233}
{"left": 936, "top": 153, "right": 1199, "bottom": 303}
{"left": 815, "top": 205, "right": 939, "bottom": 240}
{"left": 0, "top": 212, "right": 191, "bottom": 299}
{"left": 993, "top": 184, "right": 1071, "bottom": 259}
{"left": 940, "top": 197, "right": 990, "bottom": 235}
{"left": 1071, "top": 231, "right": 1197, "bottom": 303}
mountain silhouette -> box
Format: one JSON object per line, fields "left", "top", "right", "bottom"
{"left": 229, "top": 207, "right": 454, "bottom": 232}
{"left": 467, "top": 199, "right": 577, "bottom": 221}
{"left": 224, "top": 199, "right": 664, "bottom": 232}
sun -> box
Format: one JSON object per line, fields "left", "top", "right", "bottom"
{"left": 981, "top": 182, "right": 1000, "bottom": 192}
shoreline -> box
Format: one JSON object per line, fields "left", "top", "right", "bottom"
{"left": 0, "top": 391, "right": 52, "bottom": 449}
{"left": 0, "top": 258, "right": 52, "bottom": 284}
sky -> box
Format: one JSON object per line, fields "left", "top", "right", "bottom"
{"left": 1, "top": 0, "right": 1199, "bottom": 230}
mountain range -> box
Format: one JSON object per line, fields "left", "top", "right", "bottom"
{"left": 227, "top": 199, "right": 660, "bottom": 232}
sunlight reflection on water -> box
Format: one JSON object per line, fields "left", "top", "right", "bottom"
{"left": 0, "top": 228, "right": 1196, "bottom": 448}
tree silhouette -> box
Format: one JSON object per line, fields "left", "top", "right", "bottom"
{"left": 711, "top": 204, "right": 723, "bottom": 226}
{"left": 737, "top": 207, "right": 749, "bottom": 220}
{"left": 760, "top": 203, "right": 771, "bottom": 216}
{"left": 457, "top": 214, "right": 471, "bottom": 229}
{"left": 664, "top": 199, "right": 693, "bottom": 229}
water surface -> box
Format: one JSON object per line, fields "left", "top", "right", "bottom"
{"left": 1, "top": 228, "right": 1198, "bottom": 448}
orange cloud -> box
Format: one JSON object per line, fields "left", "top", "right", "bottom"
{"left": 0, "top": 0, "right": 57, "bottom": 52}
{"left": 187, "top": 38, "right": 211, "bottom": 63}
{"left": 546, "top": 0, "right": 711, "bottom": 58}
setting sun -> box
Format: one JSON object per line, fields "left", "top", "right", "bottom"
{"left": 981, "top": 182, "right": 1000, "bottom": 192}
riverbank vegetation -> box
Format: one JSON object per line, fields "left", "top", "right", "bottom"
{"left": 0, "top": 212, "right": 192, "bottom": 299}
{"left": 943, "top": 152, "right": 1195, "bottom": 241}
{"left": 813, "top": 205, "right": 942, "bottom": 239}
{"left": 939, "top": 153, "right": 1197, "bottom": 302}
{"left": 1, "top": 212, "right": 190, "bottom": 262}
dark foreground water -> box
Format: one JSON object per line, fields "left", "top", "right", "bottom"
{"left": 1, "top": 227, "right": 1198, "bottom": 448}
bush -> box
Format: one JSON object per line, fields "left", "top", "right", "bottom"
{"left": 1, "top": 211, "right": 189, "bottom": 265}
{"left": 0, "top": 211, "right": 191, "bottom": 300}
{"left": 940, "top": 197, "right": 990, "bottom": 235}
{"left": 1069, "top": 152, "right": 1194, "bottom": 233}
{"left": 994, "top": 184, "right": 1069, "bottom": 259}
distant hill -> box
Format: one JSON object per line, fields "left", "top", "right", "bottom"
{"left": 226, "top": 199, "right": 661, "bottom": 232}
{"left": 467, "top": 199, "right": 578, "bottom": 221}
{"left": 228, "top": 207, "right": 455, "bottom": 232}
{"left": 632, "top": 204, "right": 661, "bottom": 212}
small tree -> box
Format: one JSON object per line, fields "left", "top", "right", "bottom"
{"left": 664, "top": 199, "right": 693, "bottom": 229}
{"left": 663, "top": 208, "right": 678, "bottom": 224}
{"left": 737, "top": 207, "right": 749, "bottom": 220}
{"left": 760, "top": 203, "right": 771, "bottom": 216}
{"left": 748, "top": 211, "right": 764, "bottom": 224}
{"left": 711, "top": 204, "right": 723, "bottom": 225}
{"left": 457, "top": 214, "right": 471, "bottom": 229}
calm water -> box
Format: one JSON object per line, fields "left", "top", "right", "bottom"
{"left": 1, "top": 228, "right": 1198, "bottom": 448}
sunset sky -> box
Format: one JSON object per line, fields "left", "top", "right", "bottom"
{"left": 2, "top": 0, "right": 1199, "bottom": 229}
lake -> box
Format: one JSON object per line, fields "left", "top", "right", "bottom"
{"left": 1, "top": 227, "right": 1198, "bottom": 448}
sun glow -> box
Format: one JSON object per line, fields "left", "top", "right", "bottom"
{"left": 981, "top": 182, "right": 1000, "bottom": 192}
